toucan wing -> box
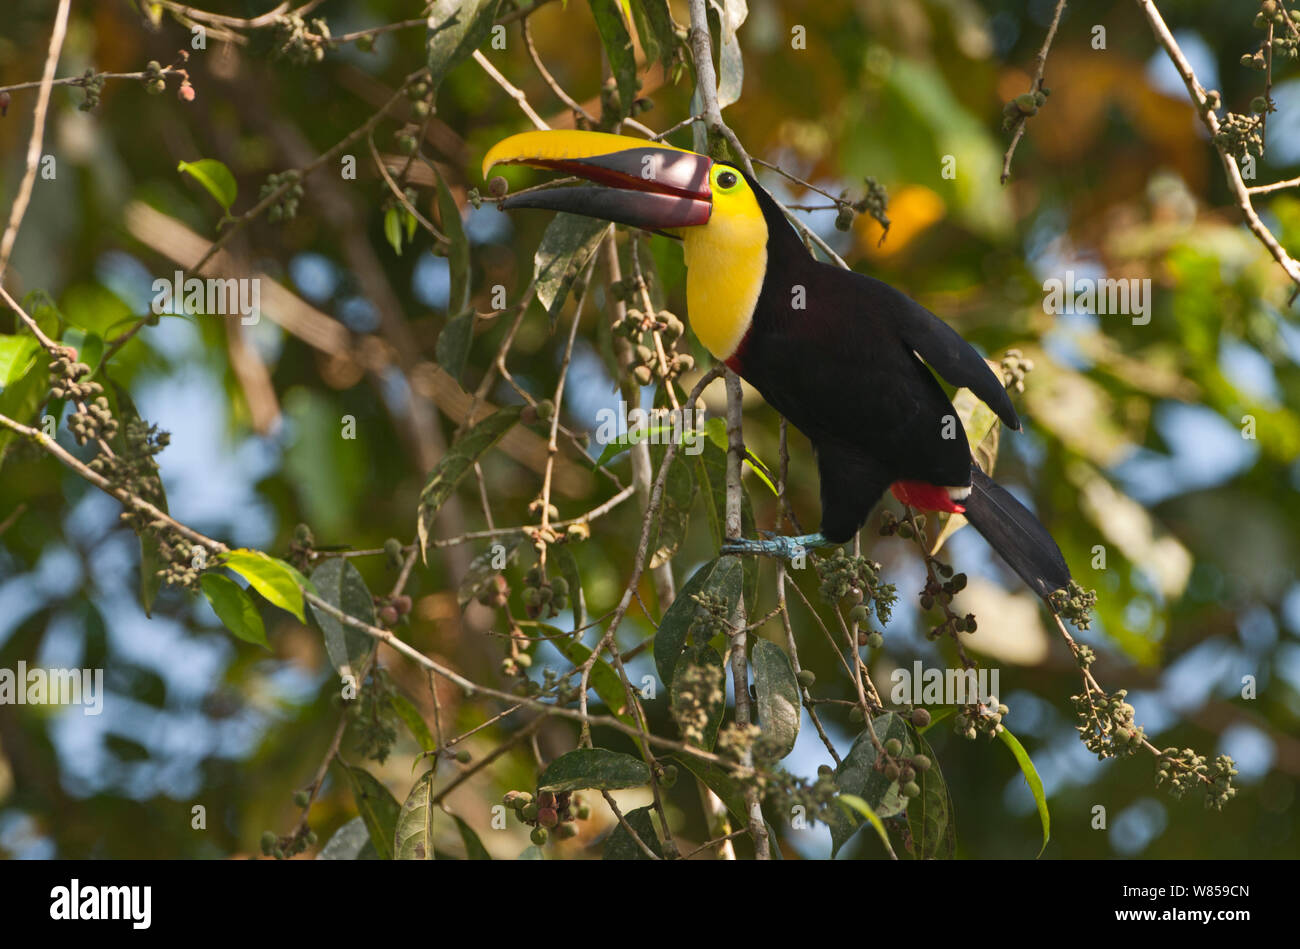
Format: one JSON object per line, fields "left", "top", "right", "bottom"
{"left": 851, "top": 272, "right": 1020, "bottom": 431}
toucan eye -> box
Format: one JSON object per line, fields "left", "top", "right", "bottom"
{"left": 716, "top": 170, "right": 738, "bottom": 190}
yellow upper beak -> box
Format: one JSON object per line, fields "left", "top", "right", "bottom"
{"left": 482, "top": 129, "right": 696, "bottom": 180}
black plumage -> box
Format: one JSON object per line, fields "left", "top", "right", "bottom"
{"left": 725, "top": 171, "right": 1070, "bottom": 596}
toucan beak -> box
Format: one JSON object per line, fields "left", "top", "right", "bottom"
{"left": 482, "top": 130, "right": 713, "bottom": 231}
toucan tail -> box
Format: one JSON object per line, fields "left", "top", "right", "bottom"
{"left": 962, "top": 466, "right": 1071, "bottom": 601}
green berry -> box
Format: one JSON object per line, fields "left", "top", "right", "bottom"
{"left": 796, "top": 669, "right": 817, "bottom": 688}
{"left": 455, "top": 749, "right": 471, "bottom": 764}
{"left": 530, "top": 826, "right": 548, "bottom": 846}
{"left": 902, "top": 781, "right": 921, "bottom": 798}
{"left": 884, "top": 738, "right": 903, "bottom": 756}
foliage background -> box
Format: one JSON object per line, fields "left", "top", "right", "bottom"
{"left": 0, "top": 0, "right": 1297, "bottom": 859}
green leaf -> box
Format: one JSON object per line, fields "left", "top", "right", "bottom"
{"left": 588, "top": 0, "right": 639, "bottom": 118}
{"left": 553, "top": 635, "right": 633, "bottom": 726}
{"left": 453, "top": 814, "right": 492, "bottom": 860}
{"left": 223, "top": 549, "right": 306, "bottom": 622}
{"left": 752, "top": 639, "right": 800, "bottom": 759}
{"left": 670, "top": 644, "right": 725, "bottom": 750}
{"left": 551, "top": 543, "right": 586, "bottom": 631}
{"left": 537, "top": 748, "right": 651, "bottom": 793}
{"left": 632, "top": 0, "right": 677, "bottom": 72}
{"left": 836, "top": 793, "right": 893, "bottom": 857}
{"left": 62, "top": 327, "right": 104, "bottom": 378}
{"left": 602, "top": 805, "right": 662, "bottom": 859}
{"left": 383, "top": 206, "right": 404, "bottom": 256}
{"left": 177, "top": 159, "right": 237, "bottom": 212}
{"left": 389, "top": 691, "right": 437, "bottom": 752}
{"left": 20, "top": 288, "right": 64, "bottom": 340}
{"left": 200, "top": 573, "right": 268, "bottom": 648}
{"left": 315, "top": 816, "right": 374, "bottom": 860}
{"left": 712, "top": 0, "right": 748, "bottom": 109}
{"left": 434, "top": 164, "right": 470, "bottom": 316}
{"left": 339, "top": 763, "right": 402, "bottom": 861}
{"left": 653, "top": 556, "right": 743, "bottom": 687}
{"left": 533, "top": 214, "right": 608, "bottom": 330}
{"left": 427, "top": 0, "right": 503, "bottom": 93}
{"left": 0, "top": 347, "right": 49, "bottom": 469}
{"left": 905, "top": 729, "right": 955, "bottom": 858}
{"left": 417, "top": 405, "right": 522, "bottom": 560}
{"left": 0, "top": 335, "right": 38, "bottom": 389}
{"left": 436, "top": 309, "right": 475, "bottom": 382}
{"left": 649, "top": 447, "right": 696, "bottom": 569}
{"left": 828, "top": 712, "right": 912, "bottom": 857}
{"left": 395, "top": 769, "right": 437, "bottom": 860}
{"left": 999, "top": 726, "right": 1050, "bottom": 857}
{"left": 673, "top": 754, "right": 746, "bottom": 820}
{"left": 308, "top": 558, "right": 377, "bottom": 677}
{"left": 703, "top": 417, "right": 776, "bottom": 495}
{"left": 916, "top": 706, "right": 955, "bottom": 734}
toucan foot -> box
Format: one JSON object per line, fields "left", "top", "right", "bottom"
{"left": 720, "top": 532, "right": 830, "bottom": 559}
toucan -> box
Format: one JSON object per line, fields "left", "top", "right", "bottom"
{"left": 483, "top": 130, "right": 1071, "bottom": 600}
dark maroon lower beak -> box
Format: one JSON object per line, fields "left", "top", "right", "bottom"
{"left": 498, "top": 146, "right": 713, "bottom": 231}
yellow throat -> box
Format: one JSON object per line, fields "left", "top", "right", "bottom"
{"left": 680, "top": 169, "right": 769, "bottom": 362}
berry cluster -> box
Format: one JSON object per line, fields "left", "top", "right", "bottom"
{"left": 1156, "top": 749, "right": 1238, "bottom": 810}
{"left": 1249, "top": 2, "right": 1300, "bottom": 58}
{"left": 261, "top": 170, "right": 303, "bottom": 222}
{"left": 503, "top": 789, "right": 589, "bottom": 846}
{"left": 917, "top": 565, "right": 977, "bottom": 640}
{"left": 670, "top": 656, "right": 725, "bottom": 747}
{"left": 78, "top": 69, "right": 105, "bottom": 111}
{"left": 374, "top": 593, "right": 413, "bottom": 627}
{"left": 1049, "top": 580, "right": 1098, "bottom": 630}
{"left": 687, "top": 590, "right": 735, "bottom": 641}
{"left": 260, "top": 824, "right": 316, "bottom": 860}
{"left": 814, "top": 547, "right": 898, "bottom": 627}
{"left": 611, "top": 305, "right": 693, "bottom": 386}
{"left": 271, "top": 14, "right": 333, "bottom": 65}
{"left": 764, "top": 763, "right": 841, "bottom": 824}
{"left": 1002, "top": 86, "right": 1051, "bottom": 131}
{"left": 999, "top": 348, "right": 1035, "bottom": 394}
{"left": 953, "top": 697, "right": 1007, "bottom": 740}
{"left": 143, "top": 60, "right": 167, "bottom": 96}
{"left": 154, "top": 533, "right": 204, "bottom": 591}
{"left": 1214, "top": 111, "right": 1265, "bottom": 162}
{"left": 520, "top": 564, "right": 570, "bottom": 620}
{"left": 49, "top": 352, "right": 109, "bottom": 439}
{"left": 1071, "top": 686, "right": 1144, "bottom": 759}
{"left": 833, "top": 176, "right": 890, "bottom": 239}
{"left": 406, "top": 79, "right": 432, "bottom": 119}
{"left": 879, "top": 736, "right": 933, "bottom": 801}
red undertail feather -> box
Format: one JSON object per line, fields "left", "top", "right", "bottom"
{"left": 890, "top": 480, "right": 966, "bottom": 514}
